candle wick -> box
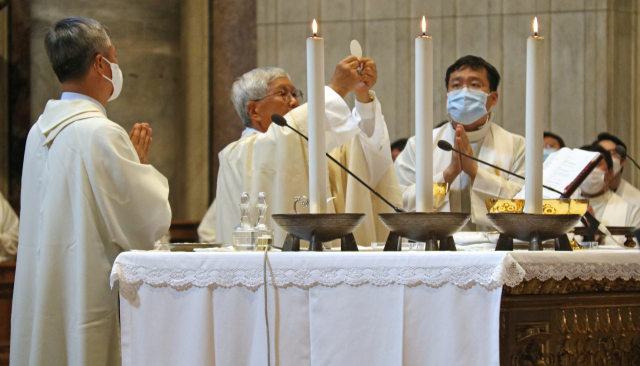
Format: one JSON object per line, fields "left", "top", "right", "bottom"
{"left": 534, "top": 31, "right": 538, "bottom": 36}
{"left": 422, "top": 32, "right": 426, "bottom": 36}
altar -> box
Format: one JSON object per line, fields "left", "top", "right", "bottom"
{"left": 111, "top": 250, "right": 640, "bottom": 366}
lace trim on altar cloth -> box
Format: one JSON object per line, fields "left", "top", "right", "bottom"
{"left": 517, "top": 262, "right": 640, "bottom": 282}
{"left": 110, "top": 255, "right": 640, "bottom": 294}
{"left": 110, "top": 258, "right": 526, "bottom": 292}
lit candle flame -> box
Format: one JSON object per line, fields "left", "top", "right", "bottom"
{"left": 421, "top": 16, "right": 426, "bottom": 35}
{"left": 312, "top": 19, "right": 318, "bottom": 37}
{"left": 533, "top": 17, "right": 538, "bottom": 35}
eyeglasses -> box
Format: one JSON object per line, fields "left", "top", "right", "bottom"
{"left": 254, "top": 88, "right": 304, "bottom": 103}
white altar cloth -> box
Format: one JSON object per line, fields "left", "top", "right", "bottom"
{"left": 111, "top": 251, "right": 640, "bottom": 366}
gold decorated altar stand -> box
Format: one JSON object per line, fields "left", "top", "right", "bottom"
{"left": 499, "top": 255, "right": 640, "bottom": 366}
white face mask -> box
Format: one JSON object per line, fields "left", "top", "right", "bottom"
{"left": 580, "top": 168, "right": 606, "bottom": 195}
{"left": 612, "top": 157, "right": 622, "bottom": 175}
{"left": 101, "top": 58, "right": 123, "bottom": 102}
{"left": 446, "top": 87, "right": 490, "bottom": 125}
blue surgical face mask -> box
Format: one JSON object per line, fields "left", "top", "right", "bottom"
{"left": 446, "top": 87, "right": 490, "bottom": 125}
{"left": 543, "top": 148, "right": 557, "bottom": 162}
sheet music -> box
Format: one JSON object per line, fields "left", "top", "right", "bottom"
{"left": 514, "top": 148, "right": 599, "bottom": 199}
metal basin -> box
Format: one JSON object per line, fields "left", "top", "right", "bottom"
{"left": 486, "top": 213, "right": 582, "bottom": 242}
{"left": 378, "top": 212, "right": 471, "bottom": 242}
{"left": 272, "top": 213, "right": 366, "bottom": 242}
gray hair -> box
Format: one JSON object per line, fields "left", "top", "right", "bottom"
{"left": 231, "top": 67, "right": 290, "bottom": 128}
{"left": 44, "top": 17, "right": 111, "bottom": 83}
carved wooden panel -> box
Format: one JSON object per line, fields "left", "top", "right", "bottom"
{"left": 502, "top": 279, "right": 640, "bottom": 366}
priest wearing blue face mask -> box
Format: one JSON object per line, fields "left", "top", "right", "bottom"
{"left": 395, "top": 55, "right": 526, "bottom": 230}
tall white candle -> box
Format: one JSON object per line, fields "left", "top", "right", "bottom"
{"left": 306, "top": 19, "right": 327, "bottom": 214}
{"left": 524, "top": 17, "right": 545, "bottom": 214}
{"left": 415, "top": 16, "right": 434, "bottom": 212}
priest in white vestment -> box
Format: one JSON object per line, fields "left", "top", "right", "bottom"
{"left": 11, "top": 18, "right": 171, "bottom": 366}
{"left": 213, "top": 57, "right": 402, "bottom": 246}
{"left": 596, "top": 132, "right": 640, "bottom": 208}
{"left": 578, "top": 144, "right": 640, "bottom": 247}
{"left": 395, "top": 56, "right": 525, "bottom": 230}
{"left": 198, "top": 198, "right": 216, "bottom": 242}
{"left": 0, "top": 192, "right": 19, "bottom": 260}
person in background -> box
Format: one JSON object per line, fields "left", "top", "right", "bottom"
{"left": 578, "top": 144, "right": 640, "bottom": 246}
{"left": 198, "top": 199, "right": 216, "bottom": 242}
{"left": 543, "top": 131, "right": 565, "bottom": 161}
{"left": 595, "top": 132, "right": 640, "bottom": 208}
{"left": 391, "top": 138, "right": 408, "bottom": 162}
{"left": 0, "top": 192, "right": 19, "bottom": 261}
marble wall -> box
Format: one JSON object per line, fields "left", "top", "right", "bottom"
{"left": 30, "top": 0, "right": 194, "bottom": 218}
{"left": 257, "top": 0, "right": 640, "bottom": 182}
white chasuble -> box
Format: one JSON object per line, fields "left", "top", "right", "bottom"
{"left": 616, "top": 178, "right": 640, "bottom": 208}
{"left": 0, "top": 192, "right": 19, "bottom": 260}
{"left": 581, "top": 190, "right": 640, "bottom": 247}
{"left": 215, "top": 87, "right": 402, "bottom": 247}
{"left": 11, "top": 99, "right": 171, "bottom": 366}
{"left": 395, "top": 120, "right": 525, "bottom": 229}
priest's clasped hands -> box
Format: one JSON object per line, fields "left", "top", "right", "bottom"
{"left": 443, "top": 124, "right": 478, "bottom": 183}
{"left": 128, "top": 123, "right": 153, "bottom": 164}
{"left": 328, "top": 55, "right": 377, "bottom": 103}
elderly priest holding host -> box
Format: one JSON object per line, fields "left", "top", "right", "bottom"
{"left": 395, "top": 55, "right": 526, "bottom": 230}
{"left": 211, "top": 57, "right": 402, "bottom": 246}
{"left": 10, "top": 17, "right": 171, "bottom": 366}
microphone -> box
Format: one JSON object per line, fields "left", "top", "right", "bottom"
{"left": 615, "top": 145, "right": 640, "bottom": 170}
{"left": 437, "top": 140, "right": 565, "bottom": 196}
{"left": 271, "top": 113, "right": 405, "bottom": 213}
{"left": 437, "top": 140, "right": 610, "bottom": 240}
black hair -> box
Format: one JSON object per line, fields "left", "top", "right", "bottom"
{"left": 445, "top": 55, "right": 501, "bottom": 92}
{"left": 543, "top": 131, "right": 566, "bottom": 148}
{"left": 596, "top": 132, "right": 627, "bottom": 153}
{"left": 391, "top": 138, "right": 408, "bottom": 152}
{"left": 580, "top": 144, "right": 613, "bottom": 170}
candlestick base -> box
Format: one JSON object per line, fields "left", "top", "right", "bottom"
{"left": 273, "top": 213, "right": 365, "bottom": 252}
{"left": 487, "top": 213, "right": 581, "bottom": 251}
{"left": 378, "top": 212, "right": 471, "bottom": 251}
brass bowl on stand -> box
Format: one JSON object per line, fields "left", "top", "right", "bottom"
{"left": 485, "top": 199, "right": 588, "bottom": 251}
{"left": 486, "top": 213, "right": 582, "bottom": 251}
{"left": 378, "top": 212, "right": 471, "bottom": 251}
{"left": 272, "top": 213, "right": 366, "bottom": 251}
{"left": 378, "top": 183, "right": 468, "bottom": 251}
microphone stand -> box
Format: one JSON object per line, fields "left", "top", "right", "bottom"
{"left": 274, "top": 116, "right": 405, "bottom": 213}
{"left": 438, "top": 141, "right": 566, "bottom": 197}
{"left": 438, "top": 140, "right": 607, "bottom": 246}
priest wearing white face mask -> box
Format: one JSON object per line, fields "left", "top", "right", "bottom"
{"left": 595, "top": 133, "right": 640, "bottom": 208}
{"left": 11, "top": 18, "right": 171, "bottom": 366}
{"left": 395, "top": 55, "right": 525, "bottom": 229}
{"left": 212, "top": 59, "right": 402, "bottom": 247}
{"left": 579, "top": 144, "right": 640, "bottom": 246}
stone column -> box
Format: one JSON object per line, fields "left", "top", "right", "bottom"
{"left": 0, "top": 3, "right": 8, "bottom": 196}
{"left": 209, "top": 0, "right": 257, "bottom": 202}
